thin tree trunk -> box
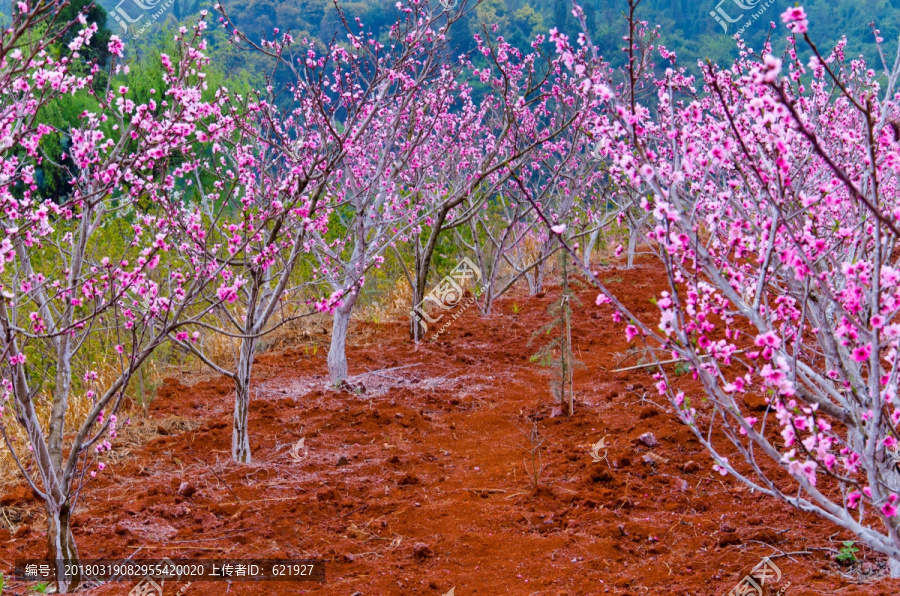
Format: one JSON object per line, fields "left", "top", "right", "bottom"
{"left": 48, "top": 337, "right": 72, "bottom": 472}
{"left": 884, "top": 456, "right": 900, "bottom": 578}
{"left": 583, "top": 227, "right": 600, "bottom": 269}
{"left": 481, "top": 281, "right": 495, "bottom": 316}
{"left": 410, "top": 211, "right": 448, "bottom": 342}
{"left": 232, "top": 337, "right": 255, "bottom": 463}
{"left": 47, "top": 501, "right": 79, "bottom": 593}
{"left": 410, "top": 283, "right": 425, "bottom": 341}
{"left": 138, "top": 367, "right": 147, "bottom": 418}
{"left": 328, "top": 290, "right": 359, "bottom": 385}
{"left": 410, "top": 243, "right": 428, "bottom": 341}
{"left": 626, "top": 224, "right": 638, "bottom": 269}
{"left": 532, "top": 260, "right": 545, "bottom": 295}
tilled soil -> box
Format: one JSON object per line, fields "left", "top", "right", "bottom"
{"left": 1, "top": 263, "right": 899, "bottom": 595}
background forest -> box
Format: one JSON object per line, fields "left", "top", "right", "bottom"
{"left": 90, "top": 0, "right": 900, "bottom": 73}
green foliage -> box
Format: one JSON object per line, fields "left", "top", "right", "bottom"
{"left": 58, "top": 0, "right": 112, "bottom": 66}
{"left": 836, "top": 540, "right": 860, "bottom": 564}
{"left": 673, "top": 361, "right": 691, "bottom": 376}
{"left": 93, "top": 0, "right": 900, "bottom": 83}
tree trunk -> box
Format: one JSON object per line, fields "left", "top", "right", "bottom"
{"left": 481, "top": 280, "right": 495, "bottom": 316}
{"left": 47, "top": 501, "right": 79, "bottom": 593}
{"left": 232, "top": 337, "right": 255, "bottom": 463}
{"left": 48, "top": 337, "right": 72, "bottom": 472}
{"left": 583, "top": 227, "right": 600, "bottom": 269}
{"left": 410, "top": 249, "right": 428, "bottom": 342}
{"left": 884, "top": 456, "right": 900, "bottom": 578}
{"left": 532, "top": 260, "right": 545, "bottom": 295}
{"left": 409, "top": 209, "right": 449, "bottom": 342}
{"left": 328, "top": 290, "right": 359, "bottom": 385}
{"left": 524, "top": 270, "right": 537, "bottom": 295}
{"left": 626, "top": 224, "right": 638, "bottom": 269}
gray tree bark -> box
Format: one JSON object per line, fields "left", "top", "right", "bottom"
{"left": 328, "top": 290, "right": 360, "bottom": 385}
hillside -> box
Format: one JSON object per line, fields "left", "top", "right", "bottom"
{"left": 97, "top": 0, "right": 900, "bottom": 72}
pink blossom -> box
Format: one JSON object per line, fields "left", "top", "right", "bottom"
{"left": 780, "top": 6, "right": 809, "bottom": 33}
{"left": 882, "top": 495, "right": 899, "bottom": 518}
{"left": 851, "top": 345, "right": 871, "bottom": 362}
{"left": 108, "top": 35, "right": 125, "bottom": 57}
{"left": 625, "top": 325, "right": 638, "bottom": 342}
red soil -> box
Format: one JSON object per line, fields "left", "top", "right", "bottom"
{"left": 2, "top": 264, "right": 899, "bottom": 595}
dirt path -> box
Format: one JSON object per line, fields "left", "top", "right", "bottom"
{"left": 2, "top": 265, "right": 899, "bottom": 595}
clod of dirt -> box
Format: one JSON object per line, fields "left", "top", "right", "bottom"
{"left": 615, "top": 496, "right": 635, "bottom": 509}
{"left": 0, "top": 485, "right": 35, "bottom": 506}
{"left": 177, "top": 482, "right": 197, "bottom": 498}
{"left": 317, "top": 488, "right": 338, "bottom": 501}
{"left": 717, "top": 533, "right": 742, "bottom": 547}
{"left": 637, "top": 432, "right": 658, "bottom": 447}
{"left": 533, "top": 485, "right": 554, "bottom": 499}
{"left": 860, "top": 562, "right": 878, "bottom": 574}
{"left": 590, "top": 468, "right": 613, "bottom": 483}
{"left": 638, "top": 407, "right": 659, "bottom": 419}
{"left": 412, "top": 542, "right": 433, "bottom": 560}
{"left": 672, "top": 477, "right": 689, "bottom": 491}
{"left": 641, "top": 453, "right": 669, "bottom": 466}
{"left": 399, "top": 474, "right": 420, "bottom": 486}
{"left": 336, "top": 455, "right": 349, "bottom": 467}
{"left": 386, "top": 455, "right": 401, "bottom": 465}
{"left": 683, "top": 461, "right": 700, "bottom": 473}
{"left": 742, "top": 393, "right": 770, "bottom": 412}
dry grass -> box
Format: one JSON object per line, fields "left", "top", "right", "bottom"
{"left": 0, "top": 392, "right": 98, "bottom": 490}
{"left": 0, "top": 503, "right": 36, "bottom": 535}
{"left": 0, "top": 341, "right": 190, "bottom": 493}
{"left": 104, "top": 415, "right": 202, "bottom": 466}
{"left": 355, "top": 276, "right": 413, "bottom": 325}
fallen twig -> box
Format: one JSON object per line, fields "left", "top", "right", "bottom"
{"left": 611, "top": 349, "right": 747, "bottom": 373}
{"left": 194, "top": 456, "right": 242, "bottom": 503}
